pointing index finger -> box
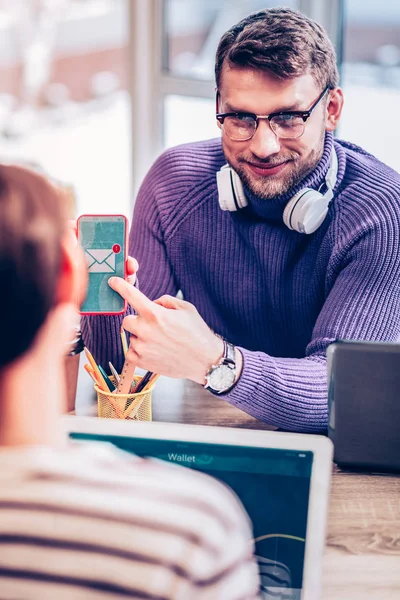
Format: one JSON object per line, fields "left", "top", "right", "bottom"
{"left": 108, "top": 276, "right": 155, "bottom": 316}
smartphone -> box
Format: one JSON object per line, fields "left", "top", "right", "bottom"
{"left": 78, "top": 214, "right": 128, "bottom": 315}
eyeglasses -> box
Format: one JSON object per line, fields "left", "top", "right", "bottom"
{"left": 216, "top": 86, "right": 330, "bottom": 141}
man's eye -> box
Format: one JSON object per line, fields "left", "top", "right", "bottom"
{"left": 277, "top": 113, "right": 295, "bottom": 122}
{"left": 229, "top": 114, "right": 255, "bottom": 126}
{"left": 273, "top": 114, "right": 303, "bottom": 127}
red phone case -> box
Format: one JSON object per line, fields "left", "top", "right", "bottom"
{"left": 77, "top": 213, "right": 128, "bottom": 316}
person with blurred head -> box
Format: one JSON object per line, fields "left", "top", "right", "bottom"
{"left": 0, "top": 164, "right": 259, "bottom": 599}
{"left": 82, "top": 7, "right": 400, "bottom": 433}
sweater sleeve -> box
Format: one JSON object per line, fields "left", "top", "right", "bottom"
{"left": 81, "top": 156, "right": 178, "bottom": 372}
{"left": 222, "top": 222, "right": 400, "bottom": 433}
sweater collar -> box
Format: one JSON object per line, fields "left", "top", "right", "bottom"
{"left": 243, "top": 132, "right": 336, "bottom": 221}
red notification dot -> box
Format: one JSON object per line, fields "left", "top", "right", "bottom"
{"left": 112, "top": 244, "right": 121, "bottom": 254}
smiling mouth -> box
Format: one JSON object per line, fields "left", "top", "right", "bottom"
{"left": 246, "top": 160, "right": 290, "bottom": 176}
{"left": 250, "top": 161, "right": 287, "bottom": 169}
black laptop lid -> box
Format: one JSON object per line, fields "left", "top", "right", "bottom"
{"left": 327, "top": 340, "right": 400, "bottom": 472}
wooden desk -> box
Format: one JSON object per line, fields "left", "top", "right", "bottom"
{"left": 74, "top": 366, "right": 400, "bottom": 600}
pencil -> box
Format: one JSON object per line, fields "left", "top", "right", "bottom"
{"left": 84, "top": 363, "right": 110, "bottom": 394}
{"left": 120, "top": 326, "right": 128, "bottom": 358}
{"left": 142, "top": 373, "right": 160, "bottom": 392}
{"left": 98, "top": 365, "right": 116, "bottom": 392}
{"left": 84, "top": 363, "right": 98, "bottom": 385}
{"left": 83, "top": 347, "right": 108, "bottom": 392}
{"left": 108, "top": 361, "right": 120, "bottom": 384}
{"left": 132, "top": 371, "right": 153, "bottom": 394}
{"left": 83, "top": 348, "right": 124, "bottom": 419}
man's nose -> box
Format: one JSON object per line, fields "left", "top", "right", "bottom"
{"left": 249, "top": 119, "right": 280, "bottom": 159}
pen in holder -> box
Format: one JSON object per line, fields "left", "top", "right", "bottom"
{"left": 95, "top": 375, "right": 154, "bottom": 421}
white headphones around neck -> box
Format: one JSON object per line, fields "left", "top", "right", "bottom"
{"left": 216, "top": 147, "right": 338, "bottom": 234}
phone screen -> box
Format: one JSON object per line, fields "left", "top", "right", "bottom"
{"left": 78, "top": 215, "right": 127, "bottom": 314}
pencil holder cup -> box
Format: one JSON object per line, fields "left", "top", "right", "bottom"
{"left": 95, "top": 376, "right": 154, "bottom": 421}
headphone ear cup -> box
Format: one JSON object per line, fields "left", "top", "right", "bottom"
{"left": 283, "top": 188, "right": 329, "bottom": 234}
{"left": 283, "top": 146, "right": 338, "bottom": 234}
{"left": 217, "top": 165, "right": 247, "bottom": 211}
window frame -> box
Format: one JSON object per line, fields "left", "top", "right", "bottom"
{"left": 129, "top": 0, "right": 343, "bottom": 198}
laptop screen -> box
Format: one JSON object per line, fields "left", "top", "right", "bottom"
{"left": 70, "top": 432, "right": 313, "bottom": 600}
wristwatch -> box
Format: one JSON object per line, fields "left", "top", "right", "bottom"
{"left": 204, "top": 339, "right": 237, "bottom": 394}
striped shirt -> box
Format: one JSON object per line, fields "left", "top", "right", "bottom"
{"left": 0, "top": 442, "right": 260, "bottom": 599}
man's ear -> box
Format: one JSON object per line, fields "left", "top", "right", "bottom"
{"left": 56, "top": 229, "right": 88, "bottom": 307}
{"left": 216, "top": 90, "right": 222, "bottom": 130}
{"left": 325, "top": 87, "right": 344, "bottom": 132}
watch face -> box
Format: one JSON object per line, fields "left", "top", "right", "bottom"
{"left": 208, "top": 364, "right": 236, "bottom": 393}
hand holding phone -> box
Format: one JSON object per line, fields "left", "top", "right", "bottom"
{"left": 78, "top": 214, "right": 128, "bottom": 315}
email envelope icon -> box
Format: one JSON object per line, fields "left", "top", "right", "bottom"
{"left": 85, "top": 249, "right": 116, "bottom": 273}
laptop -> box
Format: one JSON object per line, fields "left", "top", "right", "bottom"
{"left": 327, "top": 340, "right": 400, "bottom": 472}
{"left": 63, "top": 417, "right": 332, "bottom": 600}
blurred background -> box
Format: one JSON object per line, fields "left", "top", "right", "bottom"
{"left": 0, "top": 0, "right": 398, "bottom": 216}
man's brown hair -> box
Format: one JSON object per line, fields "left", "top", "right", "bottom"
{"left": 215, "top": 7, "right": 339, "bottom": 91}
{"left": 0, "top": 164, "right": 67, "bottom": 368}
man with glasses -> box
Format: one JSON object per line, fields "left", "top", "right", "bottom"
{"left": 83, "top": 8, "right": 400, "bottom": 433}
{"left": 216, "top": 85, "right": 330, "bottom": 149}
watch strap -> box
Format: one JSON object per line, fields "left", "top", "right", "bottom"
{"left": 224, "top": 339, "right": 236, "bottom": 366}
{"left": 204, "top": 338, "right": 237, "bottom": 394}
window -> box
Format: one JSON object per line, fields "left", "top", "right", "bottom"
{"left": 130, "top": 0, "right": 303, "bottom": 190}
{"left": 340, "top": 0, "right": 400, "bottom": 172}
{"left": 162, "top": 0, "right": 300, "bottom": 148}
{"left": 133, "top": 0, "right": 398, "bottom": 185}
{"left": 0, "top": 0, "right": 131, "bottom": 216}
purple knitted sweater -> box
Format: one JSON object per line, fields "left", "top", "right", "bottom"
{"left": 82, "top": 132, "right": 400, "bottom": 432}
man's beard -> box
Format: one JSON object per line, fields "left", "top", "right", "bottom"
{"left": 228, "top": 139, "right": 325, "bottom": 201}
